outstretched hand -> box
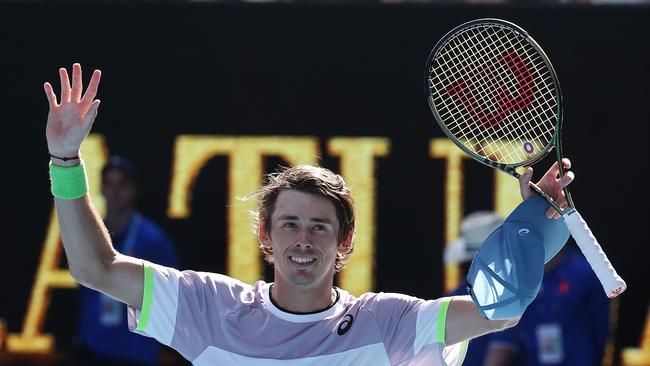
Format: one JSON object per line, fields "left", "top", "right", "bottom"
{"left": 45, "top": 63, "right": 102, "bottom": 163}
{"left": 518, "top": 158, "right": 574, "bottom": 219}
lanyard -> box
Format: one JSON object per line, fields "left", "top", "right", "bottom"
{"left": 120, "top": 212, "right": 142, "bottom": 255}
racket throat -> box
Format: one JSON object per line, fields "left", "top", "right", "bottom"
{"left": 528, "top": 181, "right": 564, "bottom": 214}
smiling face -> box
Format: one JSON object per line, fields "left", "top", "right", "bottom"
{"left": 260, "top": 190, "right": 348, "bottom": 289}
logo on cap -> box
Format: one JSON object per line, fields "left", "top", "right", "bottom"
{"left": 518, "top": 228, "right": 530, "bottom": 236}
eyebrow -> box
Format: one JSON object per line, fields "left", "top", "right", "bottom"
{"left": 277, "top": 215, "right": 333, "bottom": 225}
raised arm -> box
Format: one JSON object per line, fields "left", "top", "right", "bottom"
{"left": 444, "top": 160, "right": 574, "bottom": 345}
{"left": 46, "top": 63, "right": 144, "bottom": 309}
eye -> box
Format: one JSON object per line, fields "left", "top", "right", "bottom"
{"left": 312, "top": 224, "right": 326, "bottom": 231}
{"left": 282, "top": 222, "right": 297, "bottom": 229}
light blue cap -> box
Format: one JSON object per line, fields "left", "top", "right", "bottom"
{"left": 467, "top": 195, "right": 570, "bottom": 320}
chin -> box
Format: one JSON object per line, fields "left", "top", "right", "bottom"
{"left": 288, "top": 273, "right": 316, "bottom": 287}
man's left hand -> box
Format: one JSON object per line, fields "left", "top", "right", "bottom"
{"left": 518, "top": 158, "right": 574, "bottom": 219}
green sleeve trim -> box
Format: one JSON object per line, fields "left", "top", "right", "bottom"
{"left": 136, "top": 264, "right": 154, "bottom": 332}
{"left": 436, "top": 298, "right": 452, "bottom": 344}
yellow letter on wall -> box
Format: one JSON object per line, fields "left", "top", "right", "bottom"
{"left": 7, "top": 135, "right": 108, "bottom": 353}
{"left": 493, "top": 169, "right": 522, "bottom": 219}
{"left": 622, "top": 305, "right": 650, "bottom": 366}
{"left": 167, "top": 136, "right": 319, "bottom": 284}
{"left": 328, "top": 137, "right": 390, "bottom": 296}
{"left": 430, "top": 138, "right": 469, "bottom": 293}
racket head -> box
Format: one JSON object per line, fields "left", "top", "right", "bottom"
{"left": 425, "top": 19, "right": 564, "bottom": 172}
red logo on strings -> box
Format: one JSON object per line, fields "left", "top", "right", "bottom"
{"left": 446, "top": 51, "right": 535, "bottom": 127}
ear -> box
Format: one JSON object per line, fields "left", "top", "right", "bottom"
{"left": 338, "top": 229, "right": 354, "bottom": 253}
{"left": 259, "top": 220, "right": 272, "bottom": 248}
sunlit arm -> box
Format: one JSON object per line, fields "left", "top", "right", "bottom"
{"left": 56, "top": 193, "right": 144, "bottom": 309}
{"left": 444, "top": 296, "right": 519, "bottom": 345}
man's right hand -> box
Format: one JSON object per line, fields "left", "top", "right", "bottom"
{"left": 45, "top": 63, "right": 101, "bottom": 165}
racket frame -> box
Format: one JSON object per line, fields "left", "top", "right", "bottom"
{"left": 424, "top": 18, "right": 626, "bottom": 298}
{"left": 424, "top": 18, "right": 573, "bottom": 214}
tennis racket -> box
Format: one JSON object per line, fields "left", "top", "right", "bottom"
{"left": 425, "top": 18, "right": 626, "bottom": 298}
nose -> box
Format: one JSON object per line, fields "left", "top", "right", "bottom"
{"left": 295, "top": 242, "right": 313, "bottom": 249}
{"left": 295, "top": 228, "right": 313, "bottom": 249}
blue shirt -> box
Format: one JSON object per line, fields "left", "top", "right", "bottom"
{"left": 78, "top": 212, "right": 179, "bottom": 365}
{"left": 489, "top": 248, "right": 610, "bottom": 366}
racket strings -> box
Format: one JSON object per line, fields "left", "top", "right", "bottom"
{"left": 437, "top": 29, "right": 554, "bottom": 163}
{"left": 433, "top": 28, "right": 536, "bottom": 161}
{"left": 442, "top": 27, "right": 552, "bottom": 160}
{"left": 428, "top": 23, "right": 558, "bottom": 165}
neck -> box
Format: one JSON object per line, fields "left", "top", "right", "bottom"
{"left": 104, "top": 206, "right": 135, "bottom": 236}
{"left": 271, "top": 277, "right": 336, "bottom": 314}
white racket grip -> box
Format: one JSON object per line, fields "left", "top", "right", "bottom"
{"left": 563, "top": 209, "right": 626, "bottom": 298}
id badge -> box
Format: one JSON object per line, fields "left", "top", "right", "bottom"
{"left": 99, "top": 293, "right": 123, "bottom": 326}
{"left": 536, "top": 323, "right": 564, "bottom": 364}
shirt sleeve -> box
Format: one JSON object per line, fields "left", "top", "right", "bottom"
{"left": 127, "top": 260, "right": 246, "bottom": 361}
{"left": 363, "top": 293, "right": 468, "bottom": 366}
{"left": 128, "top": 261, "right": 182, "bottom": 346}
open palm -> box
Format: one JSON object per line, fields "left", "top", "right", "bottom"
{"left": 45, "top": 63, "right": 101, "bottom": 159}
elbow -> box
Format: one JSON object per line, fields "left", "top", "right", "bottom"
{"left": 68, "top": 254, "right": 115, "bottom": 290}
{"left": 69, "top": 264, "right": 102, "bottom": 289}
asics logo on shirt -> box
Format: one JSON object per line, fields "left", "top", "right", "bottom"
{"left": 337, "top": 314, "right": 354, "bottom": 336}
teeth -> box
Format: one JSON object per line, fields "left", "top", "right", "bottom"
{"left": 291, "top": 256, "right": 316, "bottom": 264}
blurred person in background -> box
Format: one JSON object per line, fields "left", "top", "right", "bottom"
{"left": 76, "top": 155, "right": 180, "bottom": 366}
{"left": 444, "top": 211, "right": 503, "bottom": 366}
{"left": 482, "top": 245, "right": 610, "bottom": 366}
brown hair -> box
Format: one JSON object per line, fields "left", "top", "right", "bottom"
{"left": 251, "top": 165, "right": 355, "bottom": 272}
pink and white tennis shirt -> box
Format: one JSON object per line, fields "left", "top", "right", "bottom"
{"left": 128, "top": 261, "right": 468, "bottom": 365}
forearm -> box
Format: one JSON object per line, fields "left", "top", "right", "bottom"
{"left": 56, "top": 194, "right": 117, "bottom": 288}
{"left": 446, "top": 296, "right": 519, "bottom": 345}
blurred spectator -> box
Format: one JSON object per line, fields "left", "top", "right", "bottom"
{"left": 483, "top": 246, "right": 610, "bottom": 366}
{"left": 75, "top": 156, "right": 180, "bottom": 366}
{"left": 444, "top": 211, "right": 503, "bottom": 366}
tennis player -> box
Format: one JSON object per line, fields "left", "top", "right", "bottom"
{"left": 45, "top": 64, "right": 574, "bottom": 365}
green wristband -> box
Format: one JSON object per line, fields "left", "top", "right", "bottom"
{"left": 49, "top": 162, "right": 89, "bottom": 199}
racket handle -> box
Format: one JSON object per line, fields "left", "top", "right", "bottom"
{"left": 563, "top": 209, "right": 626, "bottom": 298}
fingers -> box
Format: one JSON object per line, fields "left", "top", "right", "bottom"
{"left": 546, "top": 207, "right": 560, "bottom": 219}
{"left": 543, "top": 158, "right": 573, "bottom": 219}
{"left": 547, "top": 198, "right": 568, "bottom": 219}
{"left": 43, "top": 82, "right": 58, "bottom": 108}
{"left": 56, "top": 64, "right": 101, "bottom": 105}
{"left": 545, "top": 158, "right": 574, "bottom": 188}
{"left": 559, "top": 170, "right": 574, "bottom": 188}
{"left": 545, "top": 158, "right": 572, "bottom": 179}
{"left": 561, "top": 158, "right": 571, "bottom": 170}
{"left": 82, "top": 99, "right": 101, "bottom": 128}
{"left": 71, "top": 63, "right": 83, "bottom": 101}
{"left": 81, "top": 69, "right": 102, "bottom": 104}
{"left": 58, "top": 67, "right": 72, "bottom": 104}
{"left": 518, "top": 167, "right": 534, "bottom": 200}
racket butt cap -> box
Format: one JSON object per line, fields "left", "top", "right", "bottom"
{"left": 607, "top": 282, "right": 627, "bottom": 298}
